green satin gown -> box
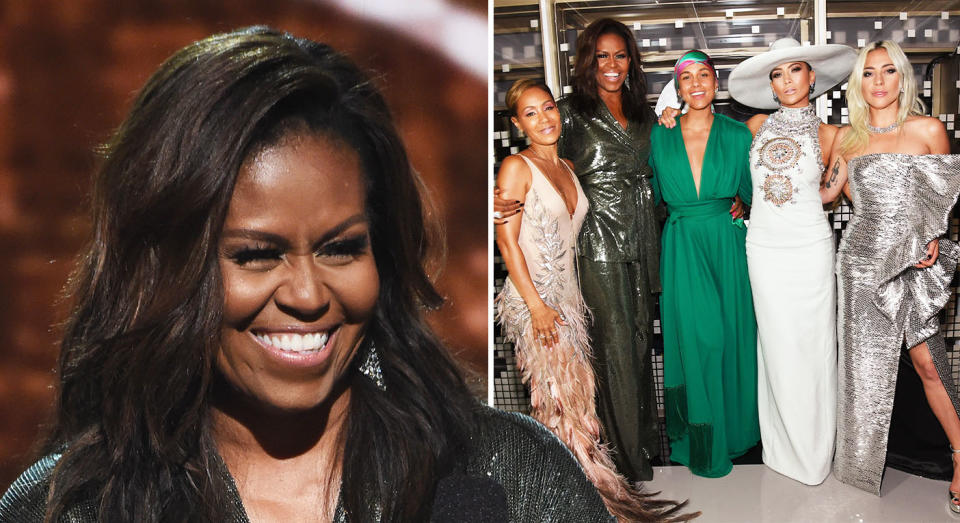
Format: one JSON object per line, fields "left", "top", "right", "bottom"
{"left": 649, "top": 114, "right": 760, "bottom": 478}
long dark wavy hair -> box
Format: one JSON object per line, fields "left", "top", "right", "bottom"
{"left": 43, "top": 26, "right": 475, "bottom": 522}
{"left": 569, "top": 18, "right": 651, "bottom": 124}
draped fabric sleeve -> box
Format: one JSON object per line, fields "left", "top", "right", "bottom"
{"left": 873, "top": 154, "right": 960, "bottom": 346}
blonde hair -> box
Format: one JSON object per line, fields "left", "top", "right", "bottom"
{"left": 505, "top": 78, "right": 553, "bottom": 116}
{"left": 841, "top": 40, "right": 925, "bottom": 155}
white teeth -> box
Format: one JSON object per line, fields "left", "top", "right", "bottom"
{"left": 604, "top": 73, "right": 619, "bottom": 77}
{"left": 256, "top": 331, "right": 330, "bottom": 353}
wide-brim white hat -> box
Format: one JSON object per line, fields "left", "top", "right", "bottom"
{"left": 728, "top": 38, "right": 857, "bottom": 110}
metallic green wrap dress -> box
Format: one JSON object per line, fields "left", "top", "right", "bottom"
{"left": 649, "top": 114, "right": 760, "bottom": 477}
{"left": 557, "top": 97, "right": 661, "bottom": 481}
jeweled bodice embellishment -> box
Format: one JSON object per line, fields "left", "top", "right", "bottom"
{"left": 760, "top": 137, "right": 801, "bottom": 170}
{"left": 755, "top": 105, "right": 821, "bottom": 207}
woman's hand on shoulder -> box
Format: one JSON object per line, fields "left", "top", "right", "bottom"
{"left": 494, "top": 155, "right": 530, "bottom": 225}
{"left": 658, "top": 106, "right": 680, "bottom": 129}
{"left": 746, "top": 113, "right": 768, "bottom": 137}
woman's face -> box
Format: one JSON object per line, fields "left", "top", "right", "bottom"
{"left": 769, "top": 61, "right": 815, "bottom": 108}
{"left": 861, "top": 48, "right": 901, "bottom": 111}
{"left": 677, "top": 63, "right": 717, "bottom": 110}
{"left": 217, "top": 133, "right": 379, "bottom": 413}
{"left": 511, "top": 87, "right": 561, "bottom": 146}
{"left": 594, "top": 33, "right": 630, "bottom": 94}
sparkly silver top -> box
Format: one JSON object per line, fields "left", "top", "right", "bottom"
{"left": 833, "top": 153, "right": 960, "bottom": 495}
{"left": 839, "top": 153, "right": 960, "bottom": 336}
{"left": 747, "top": 104, "right": 830, "bottom": 246}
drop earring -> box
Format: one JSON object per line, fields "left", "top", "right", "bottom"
{"left": 359, "top": 342, "right": 386, "bottom": 391}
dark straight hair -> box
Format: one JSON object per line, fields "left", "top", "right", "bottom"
{"left": 45, "top": 26, "right": 474, "bottom": 522}
{"left": 569, "top": 18, "right": 651, "bottom": 125}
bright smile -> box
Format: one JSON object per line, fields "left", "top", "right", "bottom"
{"left": 250, "top": 327, "right": 340, "bottom": 367}
{"left": 255, "top": 330, "right": 332, "bottom": 352}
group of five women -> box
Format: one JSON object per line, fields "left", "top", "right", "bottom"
{"left": 496, "top": 17, "right": 960, "bottom": 519}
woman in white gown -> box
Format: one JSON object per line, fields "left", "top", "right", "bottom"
{"left": 727, "top": 38, "right": 856, "bottom": 485}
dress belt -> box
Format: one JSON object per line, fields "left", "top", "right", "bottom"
{"left": 666, "top": 199, "right": 731, "bottom": 226}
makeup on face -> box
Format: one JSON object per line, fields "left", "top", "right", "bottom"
{"left": 511, "top": 86, "right": 562, "bottom": 146}
{"left": 677, "top": 62, "right": 718, "bottom": 110}
{"left": 861, "top": 48, "right": 900, "bottom": 109}
{"left": 769, "top": 61, "right": 815, "bottom": 107}
{"left": 217, "top": 133, "right": 379, "bottom": 413}
{"left": 594, "top": 33, "right": 630, "bottom": 94}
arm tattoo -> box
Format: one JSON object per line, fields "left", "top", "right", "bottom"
{"left": 825, "top": 159, "right": 840, "bottom": 188}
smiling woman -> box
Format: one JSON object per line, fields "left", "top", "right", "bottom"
{"left": 0, "top": 26, "right": 614, "bottom": 522}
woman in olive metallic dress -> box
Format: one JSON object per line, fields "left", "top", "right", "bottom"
{"left": 497, "top": 18, "right": 662, "bottom": 481}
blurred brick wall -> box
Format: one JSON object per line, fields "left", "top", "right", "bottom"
{"left": 0, "top": 0, "right": 487, "bottom": 488}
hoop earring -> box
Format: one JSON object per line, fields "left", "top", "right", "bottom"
{"left": 359, "top": 342, "right": 386, "bottom": 391}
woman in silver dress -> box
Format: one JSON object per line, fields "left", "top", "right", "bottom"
{"left": 820, "top": 40, "right": 960, "bottom": 507}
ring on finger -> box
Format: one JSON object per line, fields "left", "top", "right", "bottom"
{"left": 493, "top": 211, "right": 503, "bottom": 219}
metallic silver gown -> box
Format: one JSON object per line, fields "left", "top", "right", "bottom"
{"left": 835, "top": 153, "right": 960, "bottom": 494}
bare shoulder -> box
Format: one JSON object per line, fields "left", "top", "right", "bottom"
{"left": 905, "top": 115, "right": 947, "bottom": 138}
{"left": 819, "top": 122, "right": 840, "bottom": 144}
{"left": 497, "top": 154, "right": 532, "bottom": 181}
{"left": 496, "top": 154, "right": 533, "bottom": 199}
{"left": 904, "top": 115, "right": 949, "bottom": 153}
{"left": 746, "top": 113, "right": 768, "bottom": 136}
{"left": 834, "top": 124, "right": 851, "bottom": 140}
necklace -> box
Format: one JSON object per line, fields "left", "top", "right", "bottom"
{"left": 866, "top": 121, "right": 899, "bottom": 134}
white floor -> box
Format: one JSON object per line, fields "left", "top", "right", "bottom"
{"left": 648, "top": 464, "right": 960, "bottom": 523}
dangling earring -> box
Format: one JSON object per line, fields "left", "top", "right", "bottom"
{"left": 359, "top": 342, "right": 386, "bottom": 391}
{"left": 624, "top": 74, "right": 631, "bottom": 90}
{"left": 772, "top": 92, "right": 780, "bottom": 104}
{"left": 809, "top": 81, "right": 816, "bottom": 98}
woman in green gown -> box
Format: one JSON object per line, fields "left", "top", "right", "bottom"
{"left": 649, "top": 50, "right": 760, "bottom": 477}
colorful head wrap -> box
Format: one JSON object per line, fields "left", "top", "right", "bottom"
{"left": 674, "top": 50, "right": 717, "bottom": 83}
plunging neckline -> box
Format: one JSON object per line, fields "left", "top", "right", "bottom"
{"left": 521, "top": 153, "right": 579, "bottom": 218}
{"left": 677, "top": 116, "right": 717, "bottom": 200}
